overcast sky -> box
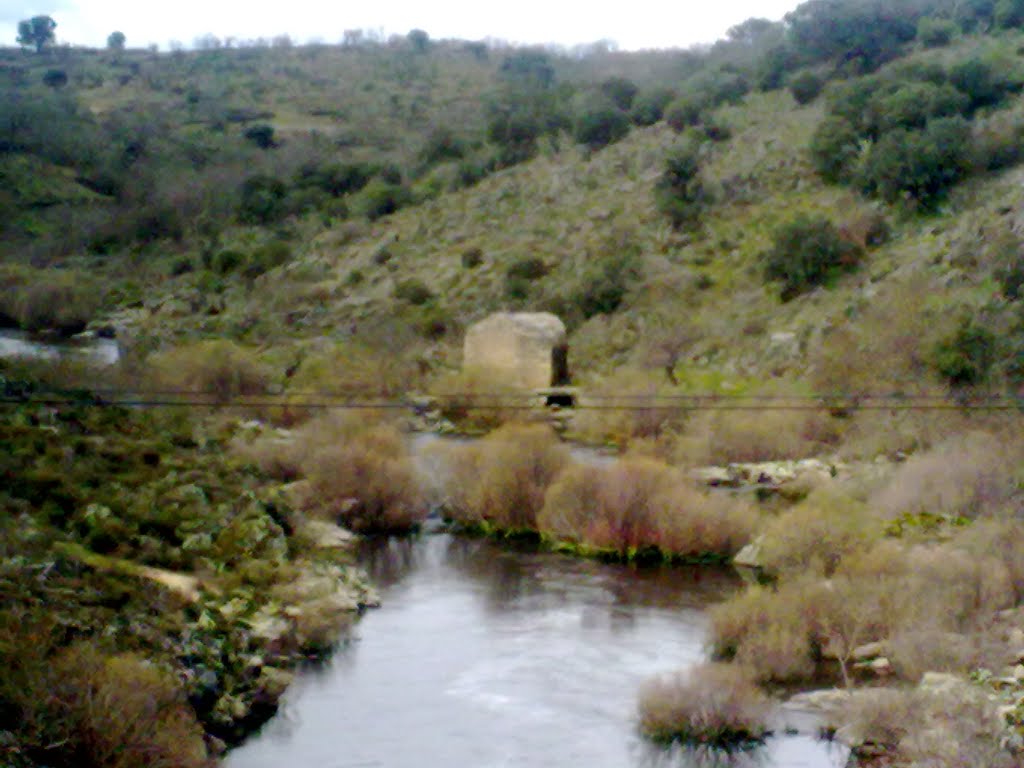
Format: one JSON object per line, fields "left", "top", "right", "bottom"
{"left": 3, "top": 1, "right": 802, "bottom": 51}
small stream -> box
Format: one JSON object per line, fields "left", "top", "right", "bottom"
{"left": 226, "top": 535, "right": 848, "bottom": 768}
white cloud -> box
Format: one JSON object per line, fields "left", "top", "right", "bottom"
{"left": 27, "top": 0, "right": 802, "bottom": 50}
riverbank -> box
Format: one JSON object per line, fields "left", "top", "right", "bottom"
{"left": 0, "top": 394, "right": 376, "bottom": 767}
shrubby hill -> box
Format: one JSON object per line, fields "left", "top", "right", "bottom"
{"left": 2, "top": 0, "right": 1024, "bottom": 430}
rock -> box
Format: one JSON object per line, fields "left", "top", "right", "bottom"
{"left": 691, "top": 466, "right": 740, "bottom": 487}
{"left": 851, "top": 641, "right": 887, "bottom": 661}
{"left": 255, "top": 666, "right": 294, "bottom": 702}
{"left": 463, "top": 312, "right": 568, "bottom": 389}
{"left": 300, "top": 519, "right": 356, "bottom": 550}
{"left": 920, "top": 672, "right": 966, "bottom": 696}
{"left": 733, "top": 535, "right": 764, "bottom": 569}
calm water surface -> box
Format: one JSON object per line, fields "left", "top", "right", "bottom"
{"left": 0, "top": 329, "right": 119, "bottom": 366}
{"left": 226, "top": 535, "right": 848, "bottom": 768}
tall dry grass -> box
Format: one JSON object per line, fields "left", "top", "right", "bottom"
{"left": 870, "top": 430, "right": 1024, "bottom": 522}
{"left": 0, "top": 611, "right": 210, "bottom": 768}
{"left": 537, "top": 456, "right": 757, "bottom": 560}
{"left": 840, "top": 683, "right": 1014, "bottom": 768}
{"left": 569, "top": 368, "right": 688, "bottom": 449}
{"left": 672, "top": 406, "right": 839, "bottom": 466}
{"left": 710, "top": 529, "right": 1016, "bottom": 685}
{"left": 638, "top": 663, "right": 770, "bottom": 747}
{"left": 443, "top": 423, "right": 570, "bottom": 532}
{"left": 756, "top": 491, "right": 877, "bottom": 578}
{"left": 148, "top": 339, "right": 271, "bottom": 403}
{"left": 231, "top": 412, "right": 427, "bottom": 534}
{"left": 428, "top": 368, "right": 537, "bottom": 433}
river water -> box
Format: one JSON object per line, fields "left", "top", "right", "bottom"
{"left": 0, "top": 329, "right": 119, "bottom": 366}
{"left": 226, "top": 534, "right": 848, "bottom": 768}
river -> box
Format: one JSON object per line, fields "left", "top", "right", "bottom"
{"left": 0, "top": 328, "right": 119, "bottom": 366}
{"left": 226, "top": 534, "right": 848, "bottom": 768}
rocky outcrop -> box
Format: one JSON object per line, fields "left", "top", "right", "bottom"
{"left": 463, "top": 312, "right": 568, "bottom": 389}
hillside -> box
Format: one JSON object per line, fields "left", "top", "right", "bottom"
{"left": 4, "top": 11, "right": 1024, "bottom": 419}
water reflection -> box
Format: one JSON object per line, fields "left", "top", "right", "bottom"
{"left": 228, "top": 534, "right": 848, "bottom": 768}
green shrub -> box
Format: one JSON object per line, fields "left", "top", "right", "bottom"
{"left": 419, "top": 126, "right": 466, "bottom": 166}
{"left": 238, "top": 175, "right": 288, "bottom": 224}
{"left": 995, "top": 233, "right": 1024, "bottom": 300}
{"left": 393, "top": 278, "right": 434, "bottom": 305}
{"left": 701, "top": 113, "right": 732, "bottom": 142}
{"left": 870, "top": 83, "right": 969, "bottom": 134}
{"left": 763, "top": 215, "right": 862, "bottom": 301}
{"left": 574, "top": 102, "right": 631, "bottom": 151}
{"left": 664, "top": 97, "right": 702, "bottom": 132}
{"left": 996, "top": 0, "right": 1024, "bottom": 28}
{"left": 358, "top": 179, "right": 412, "bottom": 221}
{"left": 600, "top": 76, "right": 639, "bottom": 111}
{"left": 244, "top": 241, "right": 292, "bottom": 278}
{"left": 630, "top": 87, "right": 675, "bottom": 126}
{"left": 42, "top": 69, "right": 67, "bottom": 88}
{"left": 789, "top": 70, "right": 824, "bottom": 105}
{"left": 931, "top": 317, "right": 998, "bottom": 387}
{"left": 213, "top": 249, "right": 246, "bottom": 275}
{"left": 858, "top": 117, "right": 972, "bottom": 207}
{"left": 506, "top": 256, "right": 549, "bottom": 281}
{"left": 810, "top": 116, "right": 862, "bottom": 184}
{"left": 461, "top": 247, "right": 484, "bottom": 269}
{"left": 917, "top": 16, "right": 957, "bottom": 46}
{"left": 949, "top": 58, "right": 1018, "bottom": 112}
{"left": 654, "top": 143, "right": 711, "bottom": 229}
{"left": 295, "top": 162, "right": 372, "bottom": 196}
{"left": 243, "top": 123, "right": 276, "bottom": 149}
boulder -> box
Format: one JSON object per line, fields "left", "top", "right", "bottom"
{"left": 463, "top": 312, "right": 568, "bottom": 389}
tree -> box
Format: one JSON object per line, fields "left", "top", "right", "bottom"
{"left": 17, "top": 15, "right": 57, "bottom": 53}
{"left": 407, "top": 28, "right": 429, "bottom": 53}
{"left": 107, "top": 31, "right": 126, "bottom": 51}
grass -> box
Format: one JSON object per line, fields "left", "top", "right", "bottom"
{"left": 638, "top": 662, "right": 770, "bottom": 747}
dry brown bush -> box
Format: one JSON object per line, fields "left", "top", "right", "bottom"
{"left": 672, "top": 406, "right": 839, "bottom": 466}
{"left": 148, "top": 339, "right": 270, "bottom": 403}
{"left": 840, "top": 684, "right": 1013, "bottom": 768}
{"left": 870, "top": 430, "right": 1024, "bottom": 521}
{"left": 757, "top": 491, "right": 878, "bottom": 578}
{"left": 708, "top": 578, "right": 825, "bottom": 683}
{"left": 570, "top": 368, "right": 687, "bottom": 448}
{"left": 278, "top": 341, "right": 423, "bottom": 425}
{"left": 444, "top": 423, "right": 570, "bottom": 531}
{"left": 52, "top": 646, "right": 210, "bottom": 768}
{"left": 538, "top": 456, "right": 757, "bottom": 559}
{"left": 298, "top": 415, "right": 427, "bottom": 534}
{"left": 960, "top": 518, "right": 1024, "bottom": 602}
{"left": 428, "top": 368, "right": 536, "bottom": 433}
{"left": 637, "top": 662, "right": 770, "bottom": 746}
